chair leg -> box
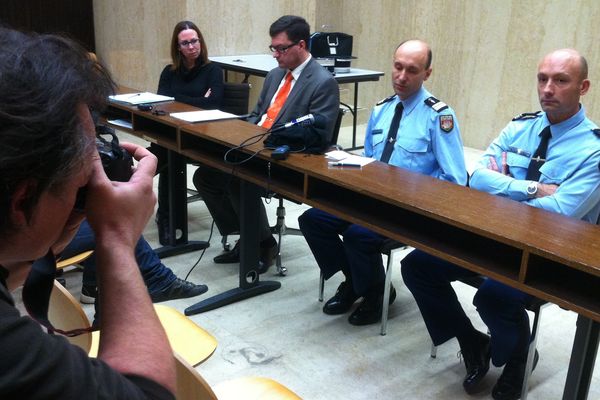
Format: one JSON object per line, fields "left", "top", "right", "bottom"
{"left": 270, "top": 198, "right": 302, "bottom": 236}
{"left": 275, "top": 223, "right": 287, "bottom": 276}
{"left": 430, "top": 342, "right": 437, "bottom": 358}
{"left": 521, "top": 303, "right": 548, "bottom": 400}
{"left": 221, "top": 235, "right": 230, "bottom": 251}
{"left": 381, "top": 251, "right": 394, "bottom": 336}
{"left": 319, "top": 272, "right": 325, "bottom": 302}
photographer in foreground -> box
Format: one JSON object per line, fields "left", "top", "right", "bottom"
{"left": 0, "top": 27, "right": 175, "bottom": 398}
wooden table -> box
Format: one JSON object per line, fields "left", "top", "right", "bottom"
{"left": 105, "top": 95, "right": 599, "bottom": 399}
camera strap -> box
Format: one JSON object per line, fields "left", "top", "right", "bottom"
{"left": 22, "top": 250, "right": 98, "bottom": 337}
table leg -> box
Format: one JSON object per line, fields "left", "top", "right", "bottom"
{"left": 184, "top": 180, "right": 280, "bottom": 315}
{"left": 346, "top": 81, "right": 363, "bottom": 151}
{"left": 562, "top": 314, "right": 599, "bottom": 400}
{"left": 154, "top": 150, "right": 209, "bottom": 258}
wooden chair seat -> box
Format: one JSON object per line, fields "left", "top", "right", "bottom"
{"left": 213, "top": 376, "right": 302, "bottom": 400}
{"left": 49, "top": 280, "right": 217, "bottom": 366}
{"left": 174, "top": 352, "right": 302, "bottom": 400}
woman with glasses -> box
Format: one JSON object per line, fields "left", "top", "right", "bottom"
{"left": 152, "top": 20, "right": 224, "bottom": 244}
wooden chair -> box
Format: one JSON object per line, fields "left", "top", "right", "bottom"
{"left": 49, "top": 280, "right": 217, "bottom": 366}
{"left": 48, "top": 279, "right": 94, "bottom": 352}
{"left": 318, "top": 239, "right": 409, "bottom": 335}
{"left": 56, "top": 250, "right": 94, "bottom": 270}
{"left": 174, "top": 352, "right": 302, "bottom": 400}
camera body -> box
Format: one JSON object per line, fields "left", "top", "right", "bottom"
{"left": 96, "top": 124, "right": 133, "bottom": 182}
{"left": 73, "top": 125, "right": 132, "bottom": 211}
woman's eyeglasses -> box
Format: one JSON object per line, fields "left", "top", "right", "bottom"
{"left": 179, "top": 38, "right": 200, "bottom": 47}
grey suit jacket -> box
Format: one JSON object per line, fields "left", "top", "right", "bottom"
{"left": 248, "top": 57, "right": 340, "bottom": 149}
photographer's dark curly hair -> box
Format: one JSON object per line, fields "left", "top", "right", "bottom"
{"left": 0, "top": 27, "right": 115, "bottom": 233}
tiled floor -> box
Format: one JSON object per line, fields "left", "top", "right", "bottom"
{"left": 51, "top": 126, "right": 599, "bottom": 399}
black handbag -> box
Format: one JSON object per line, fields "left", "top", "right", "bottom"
{"left": 309, "top": 32, "right": 353, "bottom": 59}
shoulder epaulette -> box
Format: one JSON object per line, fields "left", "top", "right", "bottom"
{"left": 593, "top": 128, "right": 600, "bottom": 138}
{"left": 512, "top": 111, "right": 542, "bottom": 121}
{"left": 424, "top": 96, "right": 448, "bottom": 113}
{"left": 376, "top": 94, "right": 396, "bottom": 106}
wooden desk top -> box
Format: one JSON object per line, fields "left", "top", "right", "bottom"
{"left": 105, "top": 95, "right": 600, "bottom": 322}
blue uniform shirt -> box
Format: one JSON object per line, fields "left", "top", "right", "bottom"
{"left": 364, "top": 87, "right": 467, "bottom": 185}
{"left": 470, "top": 106, "right": 600, "bottom": 223}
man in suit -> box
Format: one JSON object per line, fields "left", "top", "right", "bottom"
{"left": 193, "top": 15, "right": 339, "bottom": 272}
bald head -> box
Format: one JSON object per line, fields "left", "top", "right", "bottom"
{"left": 540, "top": 49, "right": 588, "bottom": 81}
{"left": 396, "top": 40, "right": 432, "bottom": 69}
{"left": 537, "top": 48, "right": 590, "bottom": 124}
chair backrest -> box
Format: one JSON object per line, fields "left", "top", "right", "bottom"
{"left": 221, "top": 82, "right": 251, "bottom": 115}
{"left": 174, "top": 352, "right": 218, "bottom": 400}
{"left": 56, "top": 250, "right": 94, "bottom": 270}
{"left": 154, "top": 304, "right": 218, "bottom": 367}
{"left": 48, "top": 280, "right": 93, "bottom": 353}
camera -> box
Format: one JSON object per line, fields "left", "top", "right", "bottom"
{"left": 95, "top": 124, "right": 133, "bottom": 182}
{"left": 73, "top": 125, "right": 132, "bottom": 211}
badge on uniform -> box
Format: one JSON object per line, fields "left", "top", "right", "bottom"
{"left": 440, "top": 115, "right": 454, "bottom": 133}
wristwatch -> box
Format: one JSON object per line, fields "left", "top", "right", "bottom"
{"left": 526, "top": 181, "right": 538, "bottom": 198}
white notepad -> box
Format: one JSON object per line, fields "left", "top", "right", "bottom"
{"left": 108, "top": 92, "right": 175, "bottom": 105}
{"left": 170, "top": 110, "right": 239, "bottom": 123}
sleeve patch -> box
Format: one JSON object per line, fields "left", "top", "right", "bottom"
{"left": 439, "top": 115, "right": 454, "bottom": 133}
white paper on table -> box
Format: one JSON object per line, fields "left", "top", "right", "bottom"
{"left": 169, "top": 110, "right": 239, "bottom": 123}
{"left": 325, "top": 150, "right": 375, "bottom": 167}
{"left": 108, "top": 92, "right": 174, "bottom": 105}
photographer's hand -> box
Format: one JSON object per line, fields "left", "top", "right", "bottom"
{"left": 84, "top": 143, "right": 174, "bottom": 393}
{"left": 85, "top": 142, "right": 157, "bottom": 248}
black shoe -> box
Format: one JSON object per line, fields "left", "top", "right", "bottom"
{"left": 348, "top": 285, "right": 396, "bottom": 326}
{"left": 214, "top": 241, "right": 240, "bottom": 264}
{"left": 257, "top": 242, "right": 278, "bottom": 274}
{"left": 492, "top": 350, "right": 539, "bottom": 400}
{"left": 156, "top": 216, "right": 171, "bottom": 246}
{"left": 150, "top": 278, "right": 208, "bottom": 303}
{"left": 461, "top": 331, "right": 491, "bottom": 394}
{"left": 323, "top": 281, "right": 360, "bottom": 315}
{"left": 80, "top": 284, "right": 97, "bottom": 304}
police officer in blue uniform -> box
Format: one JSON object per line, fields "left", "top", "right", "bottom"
{"left": 299, "top": 40, "right": 467, "bottom": 326}
{"left": 402, "top": 49, "right": 600, "bottom": 400}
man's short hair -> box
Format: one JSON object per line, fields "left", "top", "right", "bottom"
{"left": 269, "top": 15, "right": 310, "bottom": 45}
{"left": 0, "top": 28, "right": 114, "bottom": 233}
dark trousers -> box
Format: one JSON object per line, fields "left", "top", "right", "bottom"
{"left": 148, "top": 143, "right": 170, "bottom": 221}
{"left": 61, "top": 220, "right": 176, "bottom": 293}
{"left": 192, "top": 165, "right": 272, "bottom": 241}
{"left": 298, "top": 208, "right": 387, "bottom": 296}
{"left": 401, "top": 249, "right": 532, "bottom": 366}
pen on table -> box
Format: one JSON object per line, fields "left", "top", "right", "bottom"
{"left": 328, "top": 161, "right": 362, "bottom": 167}
{"left": 127, "top": 93, "right": 141, "bottom": 99}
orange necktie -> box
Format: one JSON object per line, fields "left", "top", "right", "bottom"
{"left": 262, "top": 72, "right": 293, "bottom": 129}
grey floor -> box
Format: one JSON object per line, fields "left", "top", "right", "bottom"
{"left": 57, "top": 127, "right": 598, "bottom": 399}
